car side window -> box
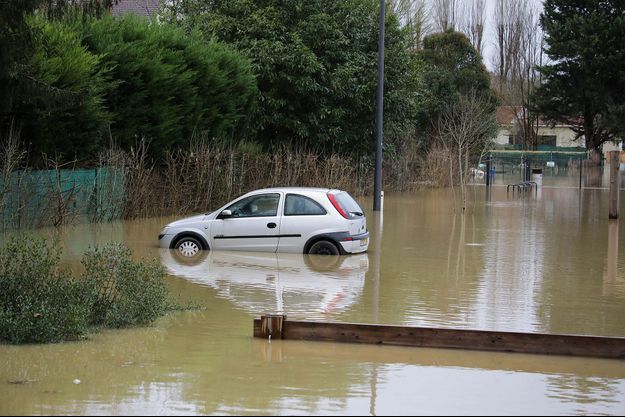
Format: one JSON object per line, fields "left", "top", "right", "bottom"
{"left": 226, "top": 193, "right": 280, "bottom": 218}
{"left": 284, "top": 194, "right": 327, "bottom": 216}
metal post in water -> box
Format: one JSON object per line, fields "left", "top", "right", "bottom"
{"left": 579, "top": 157, "right": 583, "bottom": 189}
{"left": 609, "top": 151, "right": 621, "bottom": 219}
{"left": 486, "top": 156, "right": 492, "bottom": 187}
{"left": 373, "top": 0, "right": 385, "bottom": 212}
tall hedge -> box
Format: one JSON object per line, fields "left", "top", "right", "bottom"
{"left": 3, "top": 13, "right": 257, "bottom": 162}
{"left": 21, "top": 14, "right": 110, "bottom": 160}
{"left": 77, "top": 14, "right": 257, "bottom": 156}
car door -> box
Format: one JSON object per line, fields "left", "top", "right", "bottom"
{"left": 210, "top": 193, "right": 282, "bottom": 252}
{"left": 278, "top": 193, "right": 330, "bottom": 253}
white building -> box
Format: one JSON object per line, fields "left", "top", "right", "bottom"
{"left": 494, "top": 106, "right": 621, "bottom": 155}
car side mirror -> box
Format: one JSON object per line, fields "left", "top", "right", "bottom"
{"left": 218, "top": 209, "right": 233, "bottom": 219}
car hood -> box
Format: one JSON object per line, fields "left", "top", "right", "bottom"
{"left": 168, "top": 213, "right": 209, "bottom": 227}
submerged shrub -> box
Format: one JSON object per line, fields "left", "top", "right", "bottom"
{"left": 0, "top": 236, "right": 171, "bottom": 344}
{"left": 82, "top": 243, "right": 169, "bottom": 328}
{"left": 0, "top": 237, "right": 90, "bottom": 343}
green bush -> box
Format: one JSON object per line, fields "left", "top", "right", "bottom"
{"left": 0, "top": 236, "right": 171, "bottom": 344}
{"left": 0, "top": 237, "right": 90, "bottom": 343}
{"left": 14, "top": 15, "right": 111, "bottom": 162}
{"left": 81, "top": 243, "right": 169, "bottom": 328}
{"left": 77, "top": 14, "right": 257, "bottom": 157}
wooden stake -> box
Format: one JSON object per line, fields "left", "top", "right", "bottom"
{"left": 609, "top": 151, "right": 621, "bottom": 219}
{"left": 257, "top": 314, "right": 287, "bottom": 339}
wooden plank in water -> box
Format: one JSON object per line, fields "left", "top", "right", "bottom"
{"left": 253, "top": 316, "right": 625, "bottom": 359}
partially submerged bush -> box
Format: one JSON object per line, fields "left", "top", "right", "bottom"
{"left": 0, "top": 238, "right": 90, "bottom": 343}
{"left": 82, "top": 243, "right": 168, "bottom": 328}
{"left": 0, "top": 236, "right": 171, "bottom": 344}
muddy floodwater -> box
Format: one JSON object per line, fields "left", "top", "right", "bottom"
{"left": 2, "top": 177, "right": 625, "bottom": 415}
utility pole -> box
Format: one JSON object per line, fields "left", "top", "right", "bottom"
{"left": 373, "top": 0, "right": 385, "bottom": 212}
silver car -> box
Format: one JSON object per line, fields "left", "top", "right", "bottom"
{"left": 158, "top": 187, "right": 369, "bottom": 256}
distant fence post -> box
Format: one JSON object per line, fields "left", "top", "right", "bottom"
{"left": 579, "top": 157, "right": 583, "bottom": 189}
{"left": 609, "top": 151, "right": 621, "bottom": 219}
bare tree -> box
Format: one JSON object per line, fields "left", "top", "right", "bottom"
{"left": 438, "top": 93, "right": 498, "bottom": 213}
{"left": 461, "top": 0, "right": 486, "bottom": 56}
{"left": 494, "top": 0, "right": 527, "bottom": 95}
{"left": 0, "top": 122, "right": 27, "bottom": 231}
{"left": 432, "top": 0, "right": 458, "bottom": 32}
{"left": 493, "top": 1, "right": 544, "bottom": 149}
{"left": 390, "top": 0, "right": 432, "bottom": 49}
{"left": 514, "top": 6, "right": 543, "bottom": 149}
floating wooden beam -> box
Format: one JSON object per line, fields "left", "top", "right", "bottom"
{"left": 253, "top": 316, "right": 625, "bottom": 359}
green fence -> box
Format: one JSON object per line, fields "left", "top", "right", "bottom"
{"left": 0, "top": 167, "right": 124, "bottom": 231}
{"left": 479, "top": 149, "right": 588, "bottom": 188}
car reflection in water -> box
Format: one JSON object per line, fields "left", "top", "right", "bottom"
{"left": 159, "top": 249, "right": 369, "bottom": 319}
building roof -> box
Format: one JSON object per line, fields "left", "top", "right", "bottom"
{"left": 496, "top": 106, "right": 581, "bottom": 128}
{"left": 496, "top": 106, "right": 523, "bottom": 126}
{"left": 112, "top": 0, "right": 162, "bottom": 18}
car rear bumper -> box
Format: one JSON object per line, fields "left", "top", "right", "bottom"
{"left": 339, "top": 231, "right": 369, "bottom": 254}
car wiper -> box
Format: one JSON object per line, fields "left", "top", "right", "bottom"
{"left": 350, "top": 211, "right": 364, "bottom": 216}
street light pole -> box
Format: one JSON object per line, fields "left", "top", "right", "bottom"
{"left": 373, "top": 0, "right": 385, "bottom": 212}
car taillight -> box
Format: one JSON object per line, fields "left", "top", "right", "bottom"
{"left": 327, "top": 193, "right": 349, "bottom": 219}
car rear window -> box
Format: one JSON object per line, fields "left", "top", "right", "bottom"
{"left": 331, "top": 191, "right": 364, "bottom": 219}
{"left": 285, "top": 194, "right": 327, "bottom": 216}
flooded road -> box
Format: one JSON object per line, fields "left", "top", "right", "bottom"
{"left": 2, "top": 182, "right": 625, "bottom": 415}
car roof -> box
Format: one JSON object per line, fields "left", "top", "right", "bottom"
{"left": 245, "top": 187, "right": 340, "bottom": 195}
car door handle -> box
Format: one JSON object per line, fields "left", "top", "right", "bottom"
{"left": 267, "top": 222, "right": 277, "bottom": 229}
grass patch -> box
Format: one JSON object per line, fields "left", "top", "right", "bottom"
{"left": 0, "top": 236, "right": 176, "bottom": 344}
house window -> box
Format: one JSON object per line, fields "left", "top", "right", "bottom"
{"left": 538, "top": 135, "right": 557, "bottom": 146}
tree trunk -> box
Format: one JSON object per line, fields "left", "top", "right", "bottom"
{"left": 458, "top": 146, "right": 465, "bottom": 213}
{"left": 583, "top": 106, "right": 602, "bottom": 157}
{"left": 449, "top": 151, "right": 456, "bottom": 212}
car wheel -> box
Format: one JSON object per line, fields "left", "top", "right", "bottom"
{"left": 175, "top": 236, "right": 203, "bottom": 257}
{"left": 308, "top": 240, "right": 340, "bottom": 256}
{"left": 171, "top": 246, "right": 209, "bottom": 266}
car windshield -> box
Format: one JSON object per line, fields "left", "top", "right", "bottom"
{"left": 334, "top": 192, "right": 364, "bottom": 217}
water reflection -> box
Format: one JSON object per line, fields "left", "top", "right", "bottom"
{"left": 477, "top": 197, "right": 546, "bottom": 332}
{"left": 159, "top": 250, "right": 369, "bottom": 319}
{"left": 253, "top": 340, "right": 625, "bottom": 416}
{"left": 604, "top": 221, "right": 625, "bottom": 297}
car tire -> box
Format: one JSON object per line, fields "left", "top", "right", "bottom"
{"left": 174, "top": 236, "right": 204, "bottom": 257}
{"left": 308, "top": 240, "right": 340, "bottom": 256}
{"left": 171, "top": 246, "right": 209, "bottom": 266}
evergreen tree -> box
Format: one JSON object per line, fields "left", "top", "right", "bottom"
{"left": 532, "top": 0, "right": 625, "bottom": 151}
{"left": 79, "top": 15, "right": 257, "bottom": 156}
{"left": 162, "top": 0, "right": 418, "bottom": 155}
{"left": 415, "top": 29, "right": 497, "bottom": 149}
